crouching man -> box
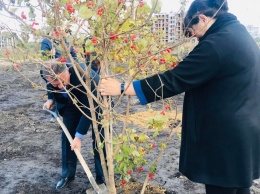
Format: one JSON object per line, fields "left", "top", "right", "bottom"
{"left": 41, "top": 59, "right": 106, "bottom": 190}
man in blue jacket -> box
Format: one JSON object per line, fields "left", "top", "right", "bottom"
{"left": 41, "top": 59, "right": 105, "bottom": 190}
{"left": 40, "top": 27, "right": 77, "bottom": 61}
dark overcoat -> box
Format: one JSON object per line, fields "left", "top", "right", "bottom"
{"left": 45, "top": 64, "right": 100, "bottom": 135}
{"left": 134, "top": 13, "right": 260, "bottom": 187}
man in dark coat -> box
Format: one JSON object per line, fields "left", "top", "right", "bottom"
{"left": 40, "top": 27, "right": 78, "bottom": 122}
{"left": 41, "top": 60, "right": 105, "bottom": 190}
{"left": 99, "top": 0, "right": 260, "bottom": 193}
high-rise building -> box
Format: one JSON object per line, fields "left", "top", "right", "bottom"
{"left": 151, "top": 11, "right": 185, "bottom": 43}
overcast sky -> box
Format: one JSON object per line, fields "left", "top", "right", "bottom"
{"left": 158, "top": 0, "right": 260, "bottom": 28}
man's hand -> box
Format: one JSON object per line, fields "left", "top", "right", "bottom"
{"left": 43, "top": 99, "right": 55, "bottom": 110}
{"left": 50, "top": 48, "right": 56, "bottom": 56}
{"left": 71, "top": 137, "right": 82, "bottom": 152}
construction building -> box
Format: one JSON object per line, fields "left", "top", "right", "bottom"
{"left": 151, "top": 11, "right": 185, "bottom": 43}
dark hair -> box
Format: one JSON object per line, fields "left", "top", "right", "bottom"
{"left": 184, "top": 0, "right": 229, "bottom": 36}
{"left": 41, "top": 59, "right": 67, "bottom": 79}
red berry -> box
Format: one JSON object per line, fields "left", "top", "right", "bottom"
{"left": 159, "top": 58, "right": 166, "bottom": 64}
{"left": 54, "top": 30, "right": 60, "bottom": 36}
{"left": 121, "top": 180, "right": 127, "bottom": 186}
{"left": 160, "top": 110, "right": 165, "bottom": 115}
{"left": 130, "top": 45, "right": 137, "bottom": 50}
{"left": 5, "top": 50, "right": 10, "bottom": 56}
{"left": 131, "top": 34, "right": 136, "bottom": 41}
{"left": 138, "top": 167, "right": 144, "bottom": 173}
{"left": 171, "top": 62, "right": 179, "bottom": 68}
{"left": 91, "top": 38, "right": 97, "bottom": 44}
{"left": 139, "top": 2, "right": 145, "bottom": 7}
{"left": 58, "top": 57, "right": 67, "bottom": 63}
{"left": 66, "top": 2, "right": 75, "bottom": 14}
{"left": 118, "top": 0, "right": 124, "bottom": 5}
{"left": 151, "top": 143, "right": 156, "bottom": 148}
{"left": 13, "top": 64, "right": 19, "bottom": 70}
{"left": 148, "top": 173, "right": 154, "bottom": 180}
{"left": 21, "top": 11, "right": 27, "bottom": 19}
{"left": 110, "top": 33, "right": 118, "bottom": 41}
{"left": 166, "top": 49, "right": 171, "bottom": 53}
{"left": 165, "top": 105, "right": 170, "bottom": 110}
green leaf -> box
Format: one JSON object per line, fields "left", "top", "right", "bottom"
{"left": 119, "top": 162, "right": 126, "bottom": 170}
{"left": 130, "top": 134, "right": 137, "bottom": 142}
{"left": 140, "top": 39, "right": 148, "bottom": 46}
{"left": 137, "top": 3, "right": 152, "bottom": 15}
{"left": 108, "top": 11, "right": 116, "bottom": 20}
{"left": 122, "top": 135, "right": 128, "bottom": 142}
{"left": 150, "top": 163, "right": 157, "bottom": 173}
{"left": 34, "top": 29, "right": 41, "bottom": 36}
{"left": 84, "top": 45, "right": 95, "bottom": 53}
{"left": 60, "top": 0, "right": 70, "bottom": 5}
{"left": 29, "top": 11, "right": 36, "bottom": 19}
{"left": 79, "top": 6, "right": 94, "bottom": 19}
{"left": 118, "top": 18, "right": 136, "bottom": 33}
{"left": 9, "top": 8, "right": 17, "bottom": 13}
{"left": 63, "top": 10, "right": 70, "bottom": 19}
{"left": 131, "top": 150, "right": 140, "bottom": 157}
{"left": 153, "top": 130, "right": 159, "bottom": 137}
{"left": 115, "top": 154, "right": 123, "bottom": 162}
{"left": 122, "top": 144, "right": 130, "bottom": 153}
{"left": 138, "top": 134, "right": 149, "bottom": 143}
{"left": 78, "top": 34, "right": 86, "bottom": 45}
{"left": 160, "top": 142, "right": 167, "bottom": 150}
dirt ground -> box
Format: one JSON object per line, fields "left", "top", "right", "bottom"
{"left": 0, "top": 62, "right": 259, "bottom": 194}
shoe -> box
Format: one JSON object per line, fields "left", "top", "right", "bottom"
{"left": 95, "top": 177, "right": 106, "bottom": 185}
{"left": 55, "top": 176, "right": 75, "bottom": 190}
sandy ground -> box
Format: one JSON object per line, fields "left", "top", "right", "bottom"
{"left": 0, "top": 62, "right": 259, "bottom": 194}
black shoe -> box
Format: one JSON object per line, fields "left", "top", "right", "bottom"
{"left": 95, "top": 177, "right": 106, "bottom": 185}
{"left": 55, "top": 176, "right": 75, "bottom": 190}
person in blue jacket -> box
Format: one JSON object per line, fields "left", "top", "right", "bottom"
{"left": 82, "top": 36, "right": 101, "bottom": 73}
{"left": 41, "top": 59, "right": 105, "bottom": 190}
{"left": 40, "top": 27, "right": 77, "bottom": 61}
{"left": 99, "top": 0, "right": 260, "bottom": 194}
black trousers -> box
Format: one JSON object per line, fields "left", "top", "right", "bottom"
{"left": 61, "top": 105, "right": 105, "bottom": 180}
{"left": 205, "top": 184, "right": 251, "bottom": 194}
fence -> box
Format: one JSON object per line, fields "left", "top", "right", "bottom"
{"left": 0, "top": 35, "right": 15, "bottom": 48}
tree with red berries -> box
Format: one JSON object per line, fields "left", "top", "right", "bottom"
{"left": 0, "top": 0, "right": 192, "bottom": 193}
